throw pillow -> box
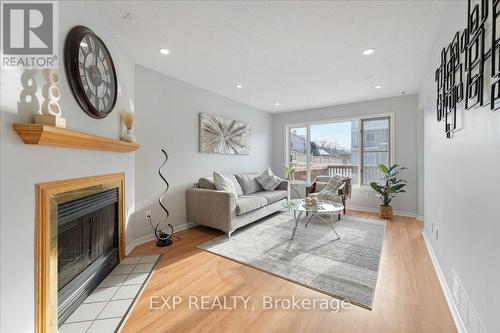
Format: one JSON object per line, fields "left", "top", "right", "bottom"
{"left": 198, "top": 177, "right": 217, "bottom": 190}
{"left": 199, "top": 176, "right": 243, "bottom": 196}
{"left": 213, "top": 172, "right": 238, "bottom": 198}
{"left": 228, "top": 175, "right": 244, "bottom": 197}
{"left": 256, "top": 167, "right": 282, "bottom": 191}
{"left": 235, "top": 173, "right": 264, "bottom": 195}
{"left": 317, "top": 175, "right": 346, "bottom": 201}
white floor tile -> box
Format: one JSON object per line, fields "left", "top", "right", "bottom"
{"left": 65, "top": 302, "right": 107, "bottom": 323}
{"left": 138, "top": 254, "right": 160, "bottom": 264}
{"left": 98, "top": 274, "right": 127, "bottom": 288}
{"left": 84, "top": 286, "right": 120, "bottom": 303}
{"left": 58, "top": 321, "right": 92, "bottom": 333}
{"left": 111, "top": 284, "right": 142, "bottom": 300}
{"left": 120, "top": 256, "right": 141, "bottom": 265}
{"left": 86, "top": 318, "right": 122, "bottom": 333}
{"left": 110, "top": 264, "right": 135, "bottom": 275}
{"left": 131, "top": 263, "right": 155, "bottom": 274}
{"left": 123, "top": 273, "right": 149, "bottom": 285}
{"left": 97, "top": 299, "right": 134, "bottom": 319}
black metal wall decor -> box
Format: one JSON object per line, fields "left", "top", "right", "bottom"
{"left": 491, "top": 0, "right": 500, "bottom": 109}
{"left": 435, "top": 0, "right": 499, "bottom": 139}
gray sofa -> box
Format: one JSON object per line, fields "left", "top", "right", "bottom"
{"left": 186, "top": 172, "right": 289, "bottom": 238}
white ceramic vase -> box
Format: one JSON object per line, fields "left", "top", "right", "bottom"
{"left": 122, "top": 128, "right": 136, "bottom": 142}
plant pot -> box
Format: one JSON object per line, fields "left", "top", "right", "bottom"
{"left": 379, "top": 205, "right": 393, "bottom": 219}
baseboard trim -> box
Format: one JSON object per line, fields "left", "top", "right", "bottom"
{"left": 125, "top": 234, "right": 155, "bottom": 255}
{"left": 422, "top": 231, "right": 467, "bottom": 333}
{"left": 416, "top": 215, "right": 424, "bottom": 222}
{"left": 125, "top": 222, "right": 197, "bottom": 255}
{"left": 348, "top": 205, "right": 417, "bottom": 218}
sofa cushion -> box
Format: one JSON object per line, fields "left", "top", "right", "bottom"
{"left": 199, "top": 175, "right": 243, "bottom": 196}
{"left": 235, "top": 173, "right": 263, "bottom": 195}
{"left": 236, "top": 196, "right": 268, "bottom": 215}
{"left": 256, "top": 167, "right": 282, "bottom": 191}
{"left": 248, "top": 190, "right": 287, "bottom": 204}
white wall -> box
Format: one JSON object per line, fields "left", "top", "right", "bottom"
{"left": 417, "top": 108, "right": 424, "bottom": 219}
{"left": 273, "top": 95, "right": 419, "bottom": 215}
{"left": 0, "top": 2, "right": 136, "bottom": 332}
{"left": 418, "top": 2, "right": 499, "bottom": 332}
{"left": 132, "top": 65, "right": 274, "bottom": 241}
{"left": 419, "top": 1, "right": 500, "bottom": 332}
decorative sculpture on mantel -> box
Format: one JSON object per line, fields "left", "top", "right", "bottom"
{"left": 34, "top": 69, "right": 66, "bottom": 128}
{"left": 148, "top": 149, "right": 174, "bottom": 247}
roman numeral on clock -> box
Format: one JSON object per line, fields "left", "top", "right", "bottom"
{"left": 80, "top": 72, "right": 88, "bottom": 88}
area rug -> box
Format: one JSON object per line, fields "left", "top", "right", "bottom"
{"left": 199, "top": 212, "right": 386, "bottom": 309}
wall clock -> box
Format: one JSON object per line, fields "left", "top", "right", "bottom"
{"left": 64, "top": 26, "right": 117, "bottom": 119}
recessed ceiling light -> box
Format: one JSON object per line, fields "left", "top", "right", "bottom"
{"left": 374, "top": 85, "right": 382, "bottom": 89}
{"left": 235, "top": 84, "right": 243, "bottom": 89}
{"left": 159, "top": 48, "right": 170, "bottom": 55}
{"left": 275, "top": 102, "right": 280, "bottom": 106}
{"left": 363, "top": 48, "right": 375, "bottom": 55}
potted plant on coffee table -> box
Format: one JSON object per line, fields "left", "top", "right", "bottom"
{"left": 370, "top": 164, "right": 407, "bottom": 219}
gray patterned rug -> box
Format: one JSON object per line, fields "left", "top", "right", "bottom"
{"left": 199, "top": 212, "right": 386, "bottom": 309}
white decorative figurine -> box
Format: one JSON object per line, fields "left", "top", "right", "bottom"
{"left": 34, "top": 69, "right": 66, "bottom": 128}
{"left": 19, "top": 70, "right": 40, "bottom": 114}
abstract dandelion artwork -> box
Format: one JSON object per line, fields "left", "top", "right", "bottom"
{"left": 199, "top": 113, "right": 250, "bottom": 155}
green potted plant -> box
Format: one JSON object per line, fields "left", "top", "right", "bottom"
{"left": 281, "top": 162, "right": 296, "bottom": 180}
{"left": 370, "top": 164, "right": 407, "bottom": 219}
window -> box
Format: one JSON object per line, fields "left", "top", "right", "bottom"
{"left": 361, "top": 117, "right": 390, "bottom": 184}
{"left": 288, "top": 127, "right": 308, "bottom": 181}
{"left": 285, "top": 115, "right": 391, "bottom": 186}
{"left": 366, "top": 132, "right": 376, "bottom": 142}
{"left": 309, "top": 121, "right": 359, "bottom": 183}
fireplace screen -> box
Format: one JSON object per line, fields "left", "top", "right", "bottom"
{"left": 58, "top": 203, "right": 117, "bottom": 289}
{"left": 57, "top": 187, "right": 119, "bottom": 325}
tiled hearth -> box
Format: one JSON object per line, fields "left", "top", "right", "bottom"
{"left": 59, "top": 254, "right": 160, "bottom": 333}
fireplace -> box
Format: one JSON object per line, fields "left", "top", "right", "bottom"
{"left": 36, "top": 173, "right": 125, "bottom": 333}
{"left": 57, "top": 188, "right": 120, "bottom": 325}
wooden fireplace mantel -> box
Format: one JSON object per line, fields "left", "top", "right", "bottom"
{"left": 36, "top": 173, "right": 126, "bottom": 333}
{"left": 13, "top": 123, "right": 140, "bottom": 152}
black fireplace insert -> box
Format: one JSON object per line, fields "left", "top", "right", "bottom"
{"left": 57, "top": 188, "right": 119, "bottom": 326}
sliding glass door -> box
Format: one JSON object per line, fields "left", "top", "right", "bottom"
{"left": 287, "top": 126, "right": 309, "bottom": 181}
{"left": 309, "top": 120, "right": 360, "bottom": 183}
{"left": 285, "top": 115, "right": 392, "bottom": 186}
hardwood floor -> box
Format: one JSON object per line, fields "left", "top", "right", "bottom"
{"left": 123, "top": 210, "right": 456, "bottom": 333}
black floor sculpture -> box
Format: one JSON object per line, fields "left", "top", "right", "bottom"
{"left": 149, "top": 149, "right": 174, "bottom": 247}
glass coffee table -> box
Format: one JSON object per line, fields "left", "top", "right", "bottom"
{"left": 283, "top": 199, "right": 344, "bottom": 240}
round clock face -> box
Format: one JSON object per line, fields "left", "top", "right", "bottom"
{"left": 65, "top": 26, "right": 117, "bottom": 119}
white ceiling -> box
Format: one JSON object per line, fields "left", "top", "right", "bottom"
{"left": 93, "top": 1, "right": 447, "bottom": 113}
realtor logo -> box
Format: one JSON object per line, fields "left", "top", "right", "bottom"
{"left": 1, "top": 1, "right": 58, "bottom": 68}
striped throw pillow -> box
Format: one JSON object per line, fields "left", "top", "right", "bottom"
{"left": 317, "top": 175, "right": 346, "bottom": 201}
